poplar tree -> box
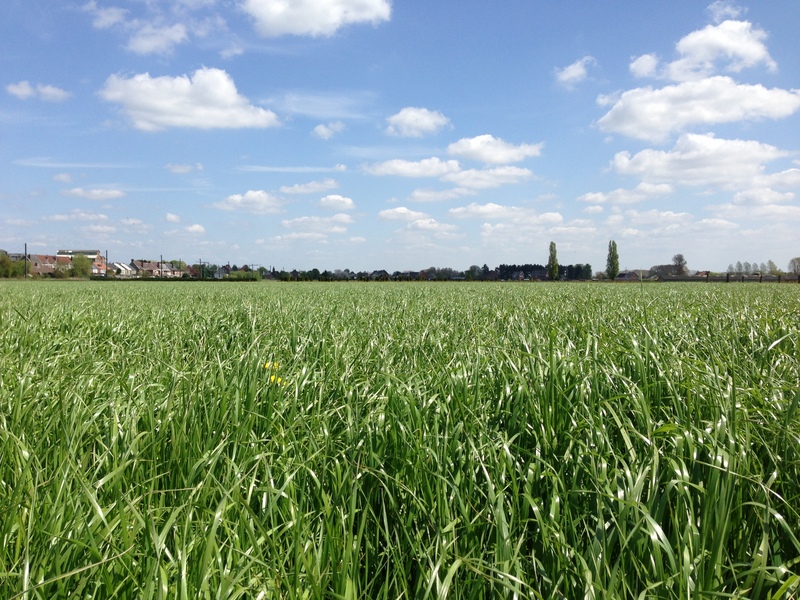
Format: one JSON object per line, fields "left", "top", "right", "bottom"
{"left": 547, "top": 241, "right": 559, "bottom": 280}
{"left": 606, "top": 240, "right": 619, "bottom": 280}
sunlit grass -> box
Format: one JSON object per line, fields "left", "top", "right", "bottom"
{"left": 1, "top": 281, "right": 799, "bottom": 598}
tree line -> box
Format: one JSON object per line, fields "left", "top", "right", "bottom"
{"left": 5, "top": 245, "right": 800, "bottom": 280}
{"left": 727, "top": 259, "right": 782, "bottom": 276}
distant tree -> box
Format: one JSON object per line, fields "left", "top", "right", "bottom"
{"left": 766, "top": 260, "right": 780, "bottom": 275}
{"left": 594, "top": 271, "right": 607, "bottom": 280}
{"left": 743, "top": 261, "right": 751, "bottom": 275}
{"left": 565, "top": 264, "right": 576, "bottom": 280}
{"left": 789, "top": 257, "right": 800, "bottom": 276}
{"left": 482, "top": 264, "right": 490, "bottom": 278}
{"left": 727, "top": 264, "right": 735, "bottom": 273}
{"left": 466, "top": 265, "right": 482, "bottom": 280}
{"left": 735, "top": 261, "right": 743, "bottom": 274}
{"left": 496, "top": 263, "right": 546, "bottom": 280}
{"left": 0, "top": 252, "right": 12, "bottom": 278}
{"left": 547, "top": 242, "right": 559, "bottom": 280}
{"left": 71, "top": 254, "right": 92, "bottom": 278}
{"left": 650, "top": 264, "right": 675, "bottom": 278}
{"left": 759, "top": 262, "right": 767, "bottom": 274}
{"left": 171, "top": 260, "right": 187, "bottom": 270}
{"left": 606, "top": 240, "right": 620, "bottom": 280}
{"left": 228, "top": 269, "right": 261, "bottom": 281}
{"left": 582, "top": 264, "right": 592, "bottom": 280}
{"left": 0, "top": 253, "right": 25, "bottom": 278}
{"left": 672, "top": 253, "right": 687, "bottom": 275}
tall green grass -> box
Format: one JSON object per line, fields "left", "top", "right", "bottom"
{"left": 1, "top": 281, "right": 798, "bottom": 598}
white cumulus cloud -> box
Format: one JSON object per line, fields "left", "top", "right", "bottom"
{"left": 629, "top": 19, "right": 775, "bottom": 83}
{"left": 281, "top": 213, "right": 353, "bottom": 235}
{"left": 707, "top": 1, "right": 744, "bottom": 23}
{"left": 449, "top": 202, "right": 527, "bottom": 220}
{"left": 732, "top": 188, "right": 794, "bottom": 206}
{"left": 280, "top": 178, "right": 338, "bottom": 194}
{"left": 385, "top": 107, "right": 451, "bottom": 137}
{"left": 6, "top": 81, "right": 35, "bottom": 99}
{"left": 407, "top": 187, "right": 475, "bottom": 202}
{"left": 63, "top": 187, "right": 126, "bottom": 201}
{"left": 666, "top": 19, "right": 776, "bottom": 82}
{"left": 36, "top": 84, "right": 72, "bottom": 102}
{"left": 185, "top": 224, "right": 205, "bottom": 234}
{"left": 242, "top": 0, "right": 391, "bottom": 37}
{"left": 99, "top": 67, "right": 280, "bottom": 131}
{"left": 127, "top": 23, "right": 188, "bottom": 55}
{"left": 313, "top": 121, "right": 345, "bottom": 139}
{"left": 318, "top": 194, "right": 355, "bottom": 210}
{"left": 555, "top": 56, "right": 596, "bottom": 88}
{"left": 597, "top": 76, "right": 800, "bottom": 142}
{"left": 630, "top": 54, "right": 659, "bottom": 78}
{"left": 365, "top": 157, "right": 461, "bottom": 177}
{"left": 442, "top": 166, "right": 532, "bottom": 189}
{"left": 577, "top": 182, "right": 673, "bottom": 205}
{"left": 378, "top": 207, "right": 429, "bottom": 221}
{"left": 447, "top": 134, "right": 543, "bottom": 164}
{"left": 611, "top": 133, "right": 788, "bottom": 190}
{"left": 6, "top": 81, "right": 70, "bottom": 101}
{"left": 83, "top": 1, "right": 128, "bottom": 29}
{"left": 213, "top": 190, "right": 284, "bottom": 214}
{"left": 448, "top": 204, "right": 564, "bottom": 234}
{"left": 407, "top": 218, "right": 458, "bottom": 234}
{"left": 44, "top": 209, "right": 108, "bottom": 222}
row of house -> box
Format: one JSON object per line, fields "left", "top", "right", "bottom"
{"left": 109, "top": 259, "right": 186, "bottom": 278}
{"left": 6, "top": 250, "right": 108, "bottom": 277}
{"left": 3, "top": 250, "right": 191, "bottom": 279}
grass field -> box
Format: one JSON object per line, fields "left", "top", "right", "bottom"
{"left": 1, "top": 281, "right": 799, "bottom": 598}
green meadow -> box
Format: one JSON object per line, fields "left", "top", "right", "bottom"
{"left": 1, "top": 281, "right": 799, "bottom": 599}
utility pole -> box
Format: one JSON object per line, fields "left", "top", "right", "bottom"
{"left": 24, "top": 242, "right": 28, "bottom": 278}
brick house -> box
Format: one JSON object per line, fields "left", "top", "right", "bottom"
{"left": 57, "top": 250, "right": 107, "bottom": 276}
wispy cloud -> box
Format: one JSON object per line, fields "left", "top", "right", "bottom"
{"left": 555, "top": 56, "right": 596, "bottom": 89}
{"left": 239, "top": 164, "right": 347, "bottom": 173}
{"left": 279, "top": 178, "right": 339, "bottom": 194}
{"left": 14, "top": 157, "right": 136, "bottom": 169}
{"left": 62, "top": 187, "right": 126, "bottom": 201}
{"left": 6, "top": 81, "right": 70, "bottom": 101}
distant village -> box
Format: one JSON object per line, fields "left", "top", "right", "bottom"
{"left": 1, "top": 248, "right": 797, "bottom": 283}
{"left": 1, "top": 249, "right": 196, "bottom": 279}
{"left": 0, "top": 249, "right": 586, "bottom": 281}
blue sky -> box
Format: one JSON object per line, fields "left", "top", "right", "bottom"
{"left": 2, "top": 0, "right": 799, "bottom": 273}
